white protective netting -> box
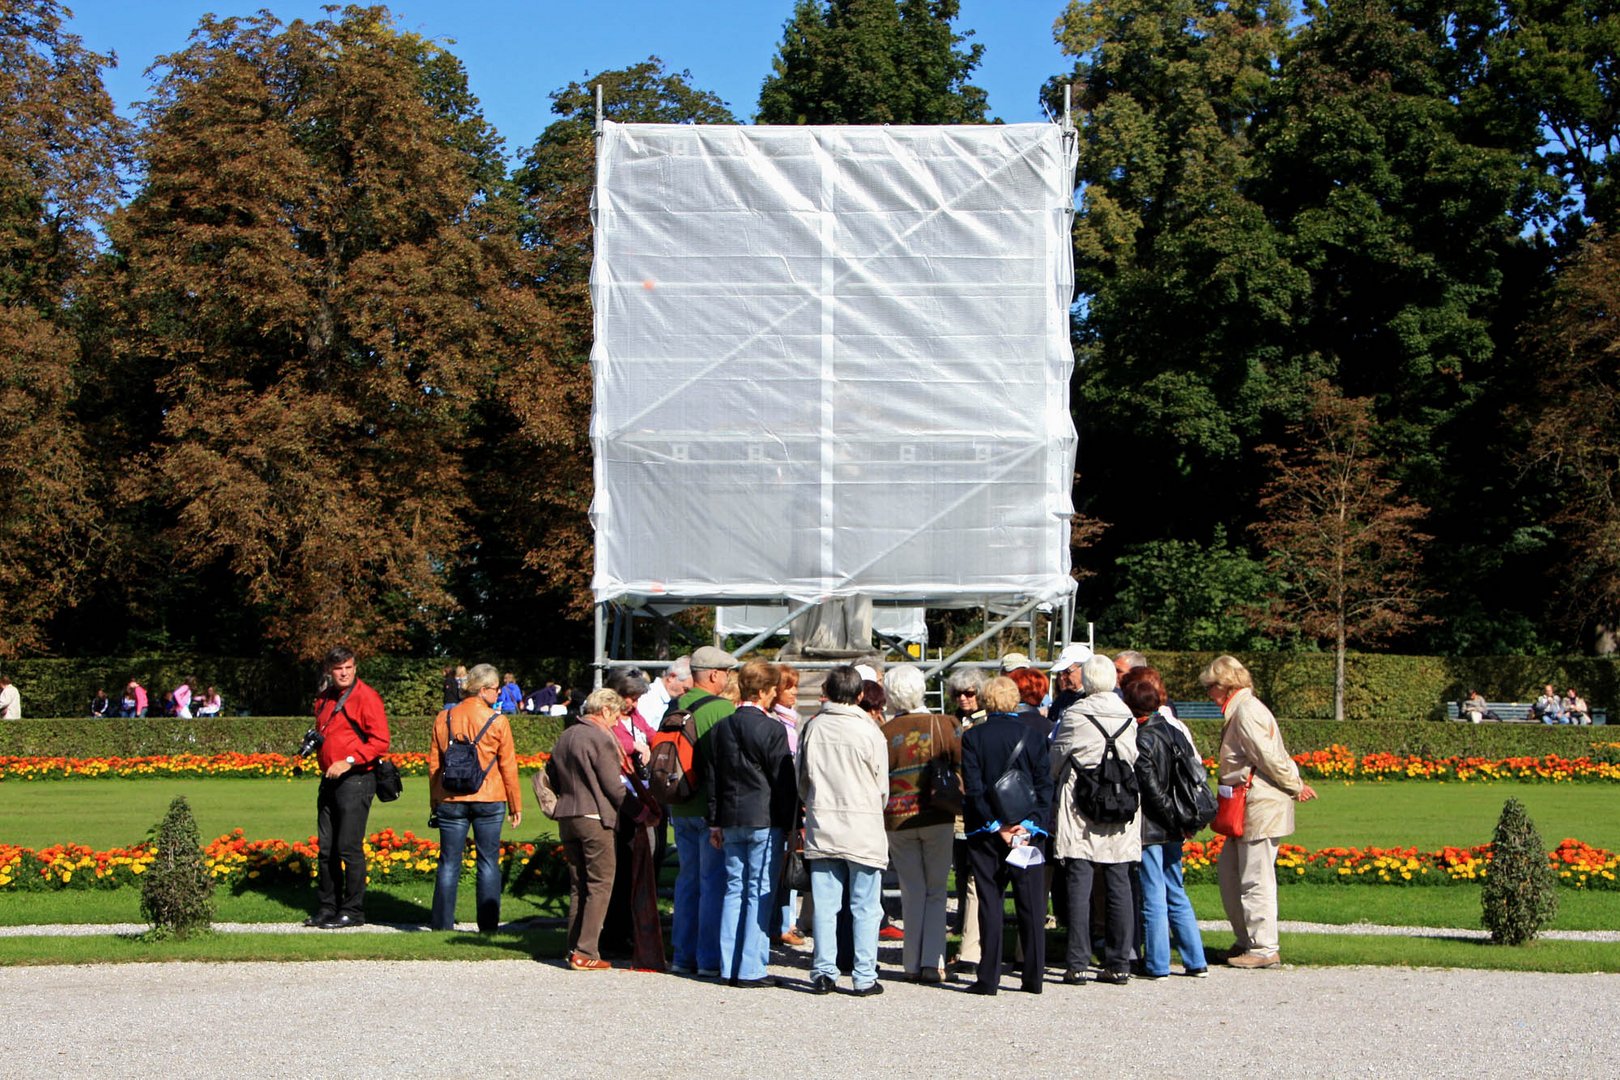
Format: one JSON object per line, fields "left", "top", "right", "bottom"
{"left": 590, "top": 122, "right": 1078, "bottom": 605}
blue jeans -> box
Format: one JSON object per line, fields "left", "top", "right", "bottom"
{"left": 1139, "top": 841, "right": 1207, "bottom": 975}
{"left": 720, "top": 826, "right": 780, "bottom": 981}
{"left": 809, "top": 858, "right": 882, "bottom": 988}
{"left": 431, "top": 801, "right": 506, "bottom": 932}
{"left": 672, "top": 815, "right": 726, "bottom": 972}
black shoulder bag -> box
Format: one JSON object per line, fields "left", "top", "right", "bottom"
{"left": 338, "top": 691, "right": 402, "bottom": 803}
{"left": 989, "top": 724, "right": 1037, "bottom": 826}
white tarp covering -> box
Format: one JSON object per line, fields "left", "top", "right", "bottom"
{"left": 590, "top": 122, "right": 1078, "bottom": 605}
{"left": 717, "top": 603, "right": 928, "bottom": 644}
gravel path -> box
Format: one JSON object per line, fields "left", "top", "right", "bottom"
{"left": 0, "top": 958, "right": 1614, "bottom": 1078}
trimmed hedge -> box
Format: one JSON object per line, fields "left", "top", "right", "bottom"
{"left": 0, "top": 716, "right": 565, "bottom": 758}
{"left": 0, "top": 656, "right": 592, "bottom": 719}
{"left": 1, "top": 715, "right": 1612, "bottom": 763}
{"left": 1138, "top": 651, "right": 1620, "bottom": 722}
{"left": 1179, "top": 719, "right": 1620, "bottom": 761}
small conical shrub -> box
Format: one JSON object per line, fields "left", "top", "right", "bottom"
{"left": 1481, "top": 797, "right": 1558, "bottom": 945}
{"left": 140, "top": 795, "right": 215, "bottom": 939}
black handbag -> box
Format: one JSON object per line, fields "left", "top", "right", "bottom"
{"left": 781, "top": 828, "right": 810, "bottom": 892}
{"left": 989, "top": 725, "right": 1037, "bottom": 826}
{"left": 921, "top": 715, "right": 963, "bottom": 816}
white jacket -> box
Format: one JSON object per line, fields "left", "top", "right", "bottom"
{"left": 798, "top": 702, "right": 890, "bottom": 870}
{"left": 1050, "top": 691, "right": 1141, "bottom": 864}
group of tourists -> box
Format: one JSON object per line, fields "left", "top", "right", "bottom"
{"left": 96, "top": 678, "right": 223, "bottom": 719}
{"left": 540, "top": 645, "right": 1318, "bottom": 991}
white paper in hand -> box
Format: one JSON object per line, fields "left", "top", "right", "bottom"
{"left": 1005, "top": 842, "right": 1044, "bottom": 869}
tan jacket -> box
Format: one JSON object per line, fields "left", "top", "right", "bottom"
{"left": 429, "top": 698, "right": 523, "bottom": 811}
{"left": 798, "top": 703, "right": 890, "bottom": 870}
{"left": 1050, "top": 691, "right": 1141, "bottom": 863}
{"left": 546, "top": 721, "right": 628, "bottom": 829}
{"left": 1217, "top": 688, "right": 1303, "bottom": 840}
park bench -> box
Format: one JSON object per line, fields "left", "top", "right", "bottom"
{"left": 1445, "top": 701, "right": 1607, "bottom": 725}
{"left": 1172, "top": 700, "right": 1224, "bottom": 720}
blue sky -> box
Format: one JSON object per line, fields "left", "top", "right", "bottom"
{"left": 67, "top": 1, "right": 1074, "bottom": 161}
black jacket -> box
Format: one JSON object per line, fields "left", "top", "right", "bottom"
{"left": 1135, "top": 715, "right": 1180, "bottom": 845}
{"left": 706, "top": 704, "right": 796, "bottom": 830}
{"left": 962, "top": 712, "right": 1053, "bottom": 833}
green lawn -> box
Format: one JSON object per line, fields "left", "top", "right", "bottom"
{"left": 1286, "top": 781, "right": 1620, "bottom": 850}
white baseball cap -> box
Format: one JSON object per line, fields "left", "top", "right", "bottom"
{"left": 999, "top": 652, "right": 1031, "bottom": 672}
{"left": 1050, "top": 644, "right": 1093, "bottom": 673}
{"left": 854, "top": 664, "right": 879, "bottom": 683}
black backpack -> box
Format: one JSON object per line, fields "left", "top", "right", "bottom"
{"left": 1167, "top": 728, "right": 1218, "bottom": 834}
{"left": 1071, "top": 716, "right": 1140, "bottom": 824}
{"left": 441, "top": 709, "right": 499, "bottom": 795}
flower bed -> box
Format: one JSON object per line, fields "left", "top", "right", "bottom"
{"left": 3, "top": 831, "right": 1616, "bottom": 893}
{"left": 0, "top": 828, "right": 569, "bottom": 893}
{"left": 1280, "top": 743, "right": 1620, "bottom": 783}
{"left": 0, "top": 751, "right": 550, "bottom": 781}
{"left": 1180, "top": 836, "right": 1619, "bottom": 889}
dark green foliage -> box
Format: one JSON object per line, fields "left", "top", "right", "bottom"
{"left": 1103, "top": 527, "right": 1278, "bottom": 651}
{"left": 757, "top": 0, "right": 988, "bottom": 123}
{"left": 139, "top": 796, "right": 214, "bottom": 938}
{"left": 1481, "top": 797, "right": 1559, "bottom": 945}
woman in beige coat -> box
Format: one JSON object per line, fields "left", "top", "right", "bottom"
{"left": 1203, "top": 655, "right": 1317, "bottom": 969}
{"left": 1049, "top": 655, "right": 1140, "bottom": 985}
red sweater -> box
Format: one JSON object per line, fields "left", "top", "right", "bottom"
{"left": 314, "top": 679, "right": 391, "bottom": 771}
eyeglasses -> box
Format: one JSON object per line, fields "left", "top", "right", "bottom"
{"left": 952, "top": 690, "right": 977, "bottom": 698}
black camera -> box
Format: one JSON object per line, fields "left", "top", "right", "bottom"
{"left": 292, "top": 728, "right": 323, "bottom": 777}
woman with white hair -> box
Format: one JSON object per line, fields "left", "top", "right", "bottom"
{"left": 1203, "top": 655, "right": 1316, "bottom": 969}
{"left": 880, "top": 664, "right": 962, "bottom": 983}
{"left": 1050, "top": 654, "right": 1140, "bottom": 985}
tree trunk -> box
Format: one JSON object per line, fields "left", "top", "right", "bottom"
{"left": 1334, "top": 625, "right": 1347, "bottom": 722}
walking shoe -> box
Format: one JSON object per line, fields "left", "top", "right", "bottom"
{"left": 852, "top": 981, "right": 885, "bottom": 997}
{"left": 810, "top": 974, "right": 837, "bottom": 995}
{"left": 916, "top": 967, "right": 943, "bottom": 984}
{"left": 1095, "top": 969, "right": 1130, "bottom": 985}
{"left": 317, "top": 913, "right": 365, "bottom": 929}
{"left": 698, "top": 968, "right": 721, "bottom": 978}
{"left": 1062, "top": 968, "right": 1087, "bottom": 985}
{"left": 1227, "top": 952, "right": 1281, "bottom": 969}
{"left": 568, "top": 952, "right": 612, "bottom": 971}
{"left": 302, "top": 910, "right": 335, "bottom": 927}
{"left": 669, "top": 961, "right": 695, "bottom": 975}
{"left": 878, "top": 925, "right": 905, "bottom": 941}
{"left": 962, "top": 982, "right": 997, "bottom": 996}
{"left": 778, "top": 928, "right": 808, "bottom": 947}
{"left": 1138, "top": 971, "right": 1168, "bottom": 981}
{"left": 729, "top": 976, "right": 777, "bottom": 988}
{"left": 1182, "top": 966, "right": 1209, "bottom": 978}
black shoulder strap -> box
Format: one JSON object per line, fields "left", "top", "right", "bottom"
{"left": 471, "top": 710, "right": 499, "bottom": 746}
{"left": 1003, "top": 723, "right": 1032, "bottom": 776}
{"left": 670, "top": 693, "right": 721, "bottom": 721}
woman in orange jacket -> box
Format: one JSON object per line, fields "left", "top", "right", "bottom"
{"left": 429, "top": 663, "right": 523, "bottom": 932}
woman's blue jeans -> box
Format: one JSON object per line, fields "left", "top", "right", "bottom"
{"left": 1139, "top": 841, "right": 1207, "bottom": 975}
{"left": 431, "top": 801, "right": 507, "bottom": 932}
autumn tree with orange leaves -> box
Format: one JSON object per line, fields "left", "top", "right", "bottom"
{"left": 1252, "top": 382, "right": 1432, "bottom": 720}
{"left": 108, "top": 7, "right": 553, "bottom": 660}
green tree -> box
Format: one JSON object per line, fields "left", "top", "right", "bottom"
{"left": 0, "top": 0, "right": 128, "bottom": 657}
{"left": 757, "top": 0, "right": 988, "bottom": 123}
{"left": 1481, "top": 796, "right": 1557, "bottom": 945}
{"left": 140, "top": 795, "right": 214, "bottom": 939}
{"left": 109, "top": 6, "right": 550, "bottom": 659}
{"left": 1103, "top": 527, "right": 1276, "bottom": 651}
{"left": 1049, "top": 0, "right": 1314, "bottom": 583}
{"left": 1252, "top": 382, "right": 1432, "bottom": 721}
{"left": 495, "top": 61, "right": 735, "bottom": 633}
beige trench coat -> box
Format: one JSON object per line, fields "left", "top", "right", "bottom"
{"left": 1049, "top": 692, "right": 1142, "bottom": 864}
{"left": 1216, "top": 688, "right": 1304, "bottom": 840}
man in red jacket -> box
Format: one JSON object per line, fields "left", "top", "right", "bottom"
{"left": 305, "top": 646, "right": 391, "bottom": 929}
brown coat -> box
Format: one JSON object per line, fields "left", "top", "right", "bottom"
{"left": 1216, "top": 688, "right": 1304, "bottom": 840}
{"left": 429, "top": 698, "right": 523, "bottom": 811}
{"left": 546, "top": 720, "right": 628, "bottom": 829}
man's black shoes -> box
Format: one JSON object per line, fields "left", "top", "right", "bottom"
{"left": 317, "top": 913, "right": 366, "bottom": 929}
{"left": 809, "top": 974, "right": 836, "bottom": 995}
{"left": 302, "top": 910, "right": 335, "bottom": 928}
